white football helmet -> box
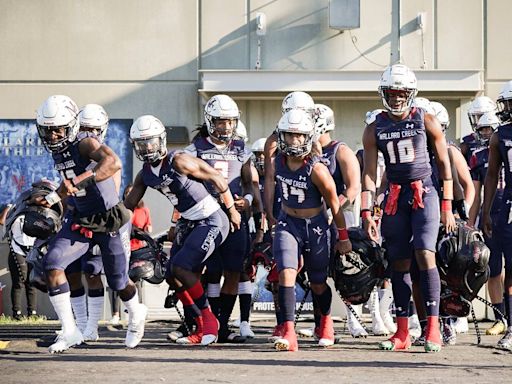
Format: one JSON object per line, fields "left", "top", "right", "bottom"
{"left": 251, "top": 138, "right": 266, "bottom": 153}
{"left": 235, "top": 120, "right": 248, "bottom": 142}
{"left": 277, "top": 109, "right": 315, "bottom": 157}
{"left": 412, "top": 97, "right": 435, "bottom": 115}
{"left": 364, "top": 109, "right": 385, "bottom": 125}
{"left": 497, "top": 80, "right": 512, "bottom": 124}
{"left": 129, "top": 115, "right": 167, "bottom": 163}
{"left": 281, "top": 91, "right": 315, "bottom": 116}
{"left": 475, "top": 112, "right": 500, "bottom": 143}
{"left": 467, "top": 96, "right": 497, "bottom": 129}
{"left": 251, "top": 137, "right": 266, "bottom": 171}
{"left": 36, "top": 95, "right": 80, "bottom": 153}
{"left": 78, "top": 104, "right": 109, "bottom": 143}
{"left": 204, "top": 94, "right": 240, "bottom": 143}
{"left": 430, "top": 101, "right": 450, "bottom": 132}
{"left": 313, "top": 104, "right": 335, "bottom": 135}
{"left": 378, "top": 64, "right": 418, "bottom": 116}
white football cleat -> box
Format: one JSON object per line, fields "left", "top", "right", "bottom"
{"left": 48, "top": 328, "right": 83, "bottom": 354}
{"left": 409, "top": 314, "right": 422, "bottom": 339}
{"left": 453, "top": 317, "right": 469, "bottom": 334}
{"left": 297, "top": 326, "right": 316, "bottom": 338}
{"left": 83, "top": 328, "right": 99, "bottom": 342}
{"left": 347, "top": 310, "right": 368, "bottom": 338}
{"left": 125, "top": 304, "right": 148, "bottom": 348}
{"left": 239, "top": 321, "right": 255, "bottom": 338}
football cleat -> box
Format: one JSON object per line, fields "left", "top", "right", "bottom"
{"left": 48, "top": 327, "right": 83, "bottom": 354}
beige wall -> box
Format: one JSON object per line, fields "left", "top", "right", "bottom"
{"left": 1, "top": 0, "right": 512, "bottom": 231}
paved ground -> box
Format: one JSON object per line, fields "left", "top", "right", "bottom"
{"left": 0, "top": 319, "right": 510, "bottom": 384}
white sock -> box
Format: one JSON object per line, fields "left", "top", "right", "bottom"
{"left": 49, "top": 292, "right": 77, "bottom": 335}
{"left": 238, "top": 281, "right": 253, "bottom": 295}
{"left": 207, "top": 283, "right": 221, "bottom": 298}
{"left": 85, "top": 295, "right": 104, "bottom": 332}
{"left": 70, "top": 294, "right": 88, "bottom": 332}
{"left": 123, "top": 291, "right": 140, "bottom": 316}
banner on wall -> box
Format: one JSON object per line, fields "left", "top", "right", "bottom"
{"left": 0, "top": 119, "right": 133, "bottom": 204}
{"left": 251, "top": 267, "right": 313, "bottom": 313}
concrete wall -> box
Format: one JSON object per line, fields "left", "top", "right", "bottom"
{"left": 0, "top": 0, "right": 511, "bottom": 232}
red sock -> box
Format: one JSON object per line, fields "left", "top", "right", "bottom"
{"left": 426, "top": 316, "right": 441, "bottom": 345}
{"left": 176, "top": 290, "right": 194, "bottom": 306}
{"left": 388, "top": 317, "right": 411, "bottom": 350}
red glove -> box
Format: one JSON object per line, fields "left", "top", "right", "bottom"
{"left": 384, "top": 183, "right": 401, "bottom": 215}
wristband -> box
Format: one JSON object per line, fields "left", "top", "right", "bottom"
{"left": 169, "top": 221, "right": 177, "bottom": 228}
{"left": 361, "top": 210, "right": 372, "bottom": 220}
{"left": 338, "top": 228, "right": 349, "bottom": 241}
{"left": 361, "top": 190, "right": 375, "bottom": 211}
{"left": 72, "top": 170, "right": 96, "bottom": 190}
{"left": 441, "top": 199, "right": 452, "bottom": 212}
{"left": 221, "top": 190, "right": 235, "bottom": 209}
{"left": 442, "top": 179, "right": 453, "bottom": 201}
{"left": 244, "top": 193, "right": 254, "bottom": 206}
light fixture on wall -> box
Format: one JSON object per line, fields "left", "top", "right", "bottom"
{"left": 255, "top": 12, "right": 266, "bottom": 70}
{"left": 417, "top": 12, "right": 427, "bottom": 69}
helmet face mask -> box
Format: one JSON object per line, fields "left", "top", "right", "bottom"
{"left": 253, "top": 151, "right": 265, "bottom": 173}
{"left": 474, "top": 112, "right": 500, "bottom": 144}
{"left": 277, "top": 110, "right": 314, "bottom": 157}
{"left": 132, "top": 136, "right": 166, "bottom": 163}
{"left": 378, "top": 65, "right": 418, "bottom": 116}
{"left": 211, "top": 118, "right": 237, "bottom": 143}
{"left": 204, "top": 94, "right": 240, "bottom": 143}
{"left": 130, "top": 115, "right": 167, "bottom": 164}
{"left": 251, "top": 137, "right": 267, "bottom": 173}
{"left": 36, "top": 95, "right": 80, "bottom": 153}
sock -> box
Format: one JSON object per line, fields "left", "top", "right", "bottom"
{"left": 184, "top": 305, "right": 198, "bottom": 329}
{"left": 85, "top": 294, "right": 104, "bottom": 333}
{"left": 278, "top": 286, "right": 296, "bottom": 322}
{"left": 122, "top": 291, "right": 140, "bottom": 316}
{"left": 391, "top": 271, "right": 412, "bottom": 318}
{"left": 189, "top": 281, "right": 209, "bottom": 310}
{"left": 420, "top": 268, "right": 441, "bottom": 317}
{"left": 70, "top": 288, "right": 88, "bottom": 332}
{"left": 218, "top": 293, "right": 237, "bottom": 332}
{"left": 239, "top": 294, "right": 252, "bottom": 322}
{"left": 493, "top": 302, "right": 505, "bottom": 321}
{"left": 426, "top": 316, "right": 441, "bottom": 345}
{"left": 313, "top": 285, "right": 332, "bottom": 316}
{"left": 207, "top": 283, "right": 221, "bottom": 316}
{"left": 177, "top": 290, "right": 199, "bottom": 330}
{"left": 238, "top": 281, "right": 253, "bottom": 322}
{"left": 385, "top": 317, "right": 411, "bottom": 349}
{"left": 48, "top": 287, "right": 77, "bottom": 335}
{"left": 505, "top": 294, "right": 512, "bottom": 324}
